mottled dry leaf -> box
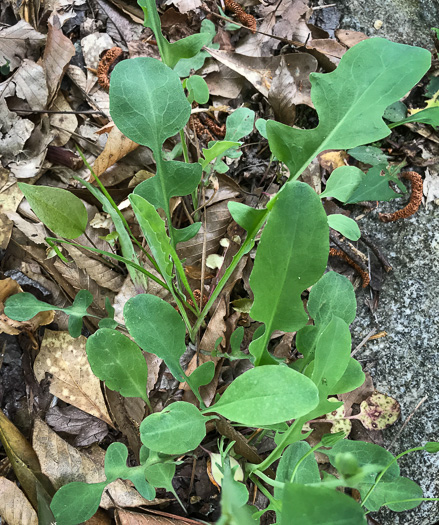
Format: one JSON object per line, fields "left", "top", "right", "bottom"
{"left": 43, "top": 21, "right": 76, "bottom": 104}
{"left": 171, "top": 0, "right": 202, "bottom": 14}
{"left": 46, "top": 405, "right": 108, "bottom": 447}
{"left": 318, "top": 150, "right": 348, "bottom": 173}
{"left": 0, "top": 278, "right": 54, "bottom": 336}
{"left": 0, "top": 213, "right": 13, "bottom": 250}
{"left": 34, "top": 330, "right": 113, "bottom": 425}
{"left": 357, "top": 391, "right": 400, "bottom": 431}
{"left": 268, "top": 54, "right": 317, "bottom": 126}
{"left": 33, "top": 419, "right": 159, "bottom": 509}
{"left": 335, "top": 29, "right": 369, "bottom": 48}
{"left": 0, "top": 409, "right": 54, "bottom": 510}
{"left": 14, "top": 59, "right": 48, "bottom": 110}
{"left": 63, "top": 244, "right": 125, "bottom": 292}
{"left": 206, "top": 50, "right": 315, "bottom": 99}
{"left": 93, "top": 126, "right": 139, "bottom": 178}
{"left": 49, "top": 92, "right": 78, "bottom": 146}
{"left": 204, "top": 63, "right": 244, "bottom": 99}
{"left": 0, "top": 169, "right": 24, "bottom": 213}
{"left": 115, "top": 508, "right": 194, "bottom": 525}
{"left": 81, "top": 32, "right": 114, "bottom": 69}
{"left": 177, "top": 200, "right": 232, "bottom": 265}
{"left": 6, "top": 210, "right": 48, "bottom": 245}
{"left": 0, "top": 477, "right": 37, "bottom": 525}
{"left": 0, "top": 100, "right": 34, "bottom": 158}
{"left": 0, "top": 20, "right": 45, "bottom": 71}
{"left": 307, "top": 39, "right": 347, "bottom": 70}
{"left": 423, "top": 168, "right": 439, "bottom": 205}
{"left": 272, "top": 0, "right": 311, "bottom": 44}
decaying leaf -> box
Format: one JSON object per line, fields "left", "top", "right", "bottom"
{"left": 43, "top": 21, "right": 76, "bottom": 105}
{"left": 0, "top": 99, "right": 34, "bottom": 160}
{"left": 206, "top": 49, "right": 317, "bottom": 99}
{"left": 46, "top": 405, "right": 108, "bottom": 447}
{"left": 357, "top": 391, "right": 401, "bottom": 431}
{"left": 335, "top": 29, "right": 369, "bottom": 48}
{"left": 268, "top": 54, "right": 317, "bottom": 125}
{"left": 318, "top": 150, "right": 348, "bottom": 173}
{"left": 0, "top": 477, "right": 38, "bottom": 525}
{"left": 33, "top": 419, "right": 160, "bottom": 509}
{"left": 33, "top": 330, "right": 113, "bottom": 425}
{"left": 93, "top": 125, "right": 139, "bottom": 178}
{"left": 49, "top": 92, "right": 78, "bottom": 146}
{"left": 0, "top": 409, "right": 55, "bottom": 510}
{"left": 0, "top": 278, "right": 54, "bottom": 336}
{"left": 0, "top": 20, "right": 45, "bottom": 71}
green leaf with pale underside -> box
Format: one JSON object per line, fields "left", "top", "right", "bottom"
{"left": 267, "top": 38, "right": 431, "bottom": 180}
{"left": 18, "top": 183, "right": 87, "bottom": 239}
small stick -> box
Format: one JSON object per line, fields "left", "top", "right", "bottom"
{"left": 360, "top": 231, "right": 392, "bottom": 272}
{"left": 388, "top": 395, "right": 428, "bottom": 451}
{"left": 13, "top": 109, "right": 106, "bottom": 115}
{"left": 330, "top": 231, "right": 369, "bottom": 272}
{"left": 351, "top": 328, "right": 377, "bottom": 357}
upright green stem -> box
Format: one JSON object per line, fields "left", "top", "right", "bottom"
{"left": 250, "top": 416, "right": 307, "bottom": 473}
{"left": 189, "top": 209, "right": 269, "bottom": 340}
{"left": 179, "top": 129, "right": 189, "bottom": 163}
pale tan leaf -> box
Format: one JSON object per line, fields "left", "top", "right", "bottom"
{"left": 0, "top": 477, "right": 37, "bottom": 525}
{"left": 268, "top": 54, "right": 317, "bottom": 126}
{"left": 0, "top": 20, "right": 45, "bottom": 71}
{"left": 115, "top": 508, "right": 197, "bottom": 525}
{"left": 205, "top": 50, "right": 315, "bottom": 99}
{"left": 0, "top": 169, "right": 24, "bottom": 213}
{"left": 49, "top": 92, "right": 78, "bottom": 146}
{"left": 33, "top": 419, "right": 160, "bottom": 509}
{"left": 318, "top": 150, "right": 348, "bottom": 173}
{"left": 43, "top": 21, "right": 76, "bottom": 104}
{"left": 63, "top": 244, "right": 125, "bottom": 292}
{"left": 0, "top": 100, "right": 34, "bottom": 159}
{"left": 335, "top": 29, "right": 369, "bottom": 48}
{"left": 6, "top": 210, "right": 48, "bottom": 245}
{"left": 34, "top": 330, "right": 113, "bottom": 425}
{"left": 14, "top": 59, "right": 48, "bottom": 110}
{"left": 0, "top": 213, "right": 13, "bottom": 250}
{"left": 177, "top": 200, "right": 232, "bottom": 265}
{"left": 93, "top": 126, "right": 139, "bottom": 178}
{"left": 81, "top": 32, "right": 114, "bottom": 69}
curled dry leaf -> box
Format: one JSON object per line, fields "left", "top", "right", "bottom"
{"left": 206, "top": 49, "right": 317, "bottom": 100}
{"left": 49, "top": 92, "right": 78, "bottom": 146}
{"left": 43, "top": 21, "right": 76, "bottom": 104}
{"left": 93, "top": 126, "right": 139, "bottom": 178}
{"left": 268, "top": 54, "right": 317, "bottom": 126}
{"left": 115, "top": 508, "right": 194, "bottom": 525}
{"left": 46, "top": 405, "right": 108, "bottom": 447}
{"left": 0, "top": 409, "right": 55, "bottom": 510}
{"left": 33, "top": 419, "right": 161, "bottom": 509}
{"left": 0, "top": 278, "right": 54, "bottom": 336}
{"left": 0, "top": 477, "right": 38, "bottom": 525}
{"left": 33, "top": 330, "right": 113, "bottom": 426}
{"left": 0, "top": 20, "right": 45, "bottom": 71}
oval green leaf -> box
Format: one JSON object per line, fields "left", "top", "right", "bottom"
{"left": 18, "top": 183, "right": 87, "bottom": 239}
{"left": 208, "top": 365, "right": 319, "bottom": 426}
{"left": 140, "top": 402, "right": 206, "bottom": 455}
{"left": 327, "top": 214, "right": 360, "bottom": 241}
{"left": 110, "top": 57, "right": 191, "bottom": 152}
{"left": 124, "top": 293, "right": 186, "bottom": 381}
{"left": 86, "top": 328, "right": 148, "bottom": 399}
{"left": 320, "top": 166, "right": 364, "bottom": 202}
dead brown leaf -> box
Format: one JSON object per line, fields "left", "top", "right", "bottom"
{"left": 49, "top": 92, "right": 78, "bottom": 146}
{"left": 0, "top": 213, "right": 13, "bottom": 250}
{"left": 33, "top": 419, "right": 161, "bottom": 509}
{"left": 14, "top": 59, "right": 49, "bottom": 110}
{"left": 268, "top": 54, "right": 317, "bottom": 125}
{"left": 0, "top": 409, "right": 55, "bottom": 510}
{"left": 335, "top": 29, "right": 369, "bottom": 48}
{"left": 318, "top": 150, "right": 348, "bottom": 173}
{"left": 93, "top": 126, "right": 139, "bottom": 178}
{"left": 0, "top": 99, "right": 34, "bottom": 160}
{"left": 43, "top": 21, "right": 76, "bottom": 105}
{"left": 46, "top": 405, "right": 108, "bottom": 447}
{"left": 33, "top": 330, "right": 113, "bottom": 426}
{"left": 307, "top": 39, "right": 347, "bottom": 70}
{"left": 0, "top": 20, "right": 45, "bottom": 71}
{"left": 115, "top": 508, "right": 201, "bottom": 525}
{"left": 0, "top": 477, "right": 38, "bottom": 525}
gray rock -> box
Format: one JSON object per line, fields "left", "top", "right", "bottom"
{"left": 351, "top": 195, "right": 439, "bottom": 524}
{"left": 311, "top": 0, "right": 438, "bottom": 49}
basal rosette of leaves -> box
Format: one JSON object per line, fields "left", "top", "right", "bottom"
{"left": 4, "top": 7, "right": 439, "bottom": 524}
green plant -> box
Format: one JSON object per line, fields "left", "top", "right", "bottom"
{"left": 5, "top": 3, "right": 439, "bottom": 523}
